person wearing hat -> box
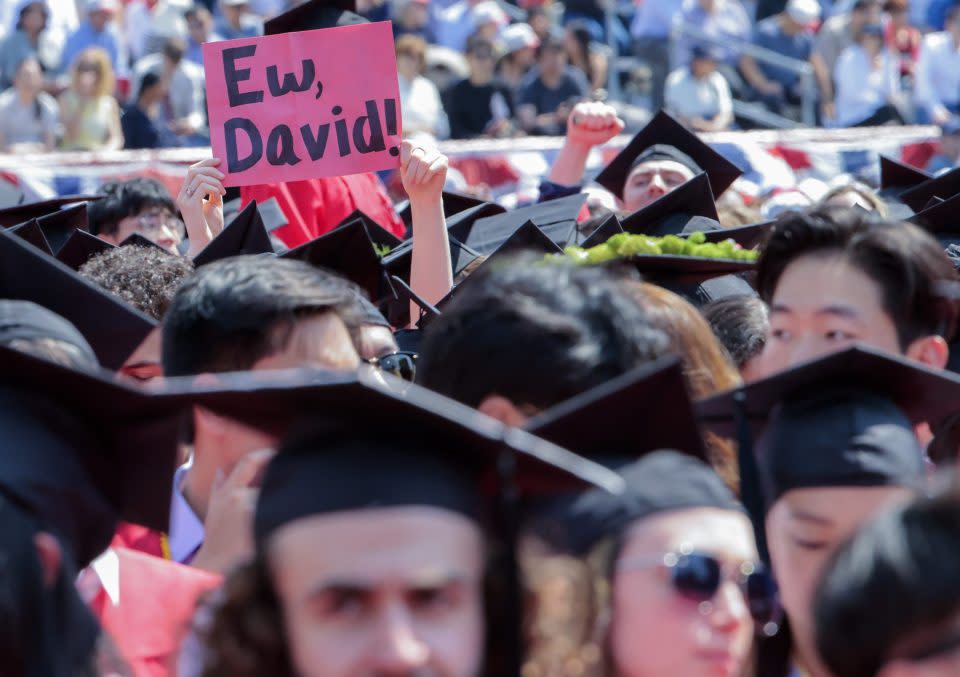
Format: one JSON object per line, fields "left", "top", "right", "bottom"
{"left": 522, "top": 451, "right": 773, "bottom": 677}
{"left": 89, "top": 177, "right": 187, "bottom": 254}
{"left": 0, "top": 0, "right": 63, "bottom": 90}
{"left": 831, "top": 22, "right": 904, "bottom": 127}
{"left": 664, "top": 44, "right": 734, "bottom": 132}
{"left": 391, "top": 0, "right": 435, "bottom": 43}
{"left": 915, "top": 4, "right": 960, "bottom": 125}
{"left": 739, "top": 0, "right": 821, "bottom": 119}
{"left": 496, "top": 22, "right": 539, "bottom": 94}
{"left": 214, "top": 0, "right": 263, "bottom": 41}
{"left": 59, "top": 0, "right": 127, "bottom": 79}
{"left": 673, "top": 0, "right": 752, "bottom": 97}
{"left": 185, "top": 369, "right": 621, "bottom": 677}
{"left": 927, "top": 118, "right": 960, "bottom": 174}
{"left": 754, "top": 207, "right": 959, "bottom": 378}
{"left": 814, "top": 489, "right": 960, "bottom": 677}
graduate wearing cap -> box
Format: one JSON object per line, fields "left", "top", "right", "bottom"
{"left": 696, "top": 346, "right": 960, "bottom": 677}
{"left": 543, "top": 103, "right": 742, "bottom": 214}
{"left": 89, "top": 178, "right": 186, "bottom": 254}
{"left": 174, "top": 366, "right": 622, "bottom": 677}
{"left": 754, "top": 207, "right": 958, "bottom": 379}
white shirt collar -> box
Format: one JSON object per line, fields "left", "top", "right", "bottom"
{"left": 168, "top": 460, "right": 205, "bottom": 564}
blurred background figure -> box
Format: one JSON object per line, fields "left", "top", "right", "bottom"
{"left": 130, "top": 37, "right": 207, "bottom": 146}
{"left": 184, "top": 6, "right": 221, "bottom": 66}
{"left": 517, "top": 34, "right": 588, "bottom": 135}
{"left": 214, "top": 0, "right": 262, "bottom": 41}
{"left": 391, "top": 0, "right": 435, "bottom": 43}
{"left": 665, "top": 44, "right": 734, "bottom": 132}
{"left": 60, "top": 0, "right": 126, "bottom": 81}
{"left": 832, "top": 23, "right": 904, "bottom": 127}
{"left": 497, "top": 21, "right": 539, "bottom": 94}
{"left": 444, "top": 34, "right": 516, "bottom": 138}
{"left": 0, "top": 55, "right": 58, "bottom": 151}
{"left": 0, "top": 0, "right": 59, "bottom": 89}
{"left": 927, "top": 118, "right": 960, "bottom": 174}
{"left": 396, "top": 34, "right": 449, "bottom": 139}
{"left": 58, "top": 46, "right": 122, "bottom": 150}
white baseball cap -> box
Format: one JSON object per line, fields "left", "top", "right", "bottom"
{"left": 786, "top": 0, "right": 820, "bottom": 25}
{"left": 86, "top": 0, "right": 118, "bottom": 12}
{"left": 499, "top": 22, "right": 539, "bottom": 53}
{"left": 471, "top": 1, "right": 508, "bottom": 28}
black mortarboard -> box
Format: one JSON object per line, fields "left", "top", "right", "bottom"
{"left": 620, "top": 172, "right": 722, "bottom": 237}
{"left": 564, "top": 450, "right": 743, "bottom": 555}
{"left": 35, "top": 203, "right": 88, "bottom": 255}
{"left": 0, "top": 344, "right": 185, "bottom": 565}
{"left": 192, "top": 201, "right": 275, "bottom": 267}
{"left": 264, "top": 0, "right": 366, "bottom": 34}
{"left": 398, "top": 191, "right": 491, "bottom": 232}
{"left": 701, "top": 220, "right": 774, "bottom": 250}
{"left": 900, "top": 167, "right": 960, "bottom": 213}
{"left": 0, "top": 300, "right": 97, "bottom": 366}
{"left": 0, "top": 227, "right": 157, "bottom": 369}
{"left": 908, "top": 191, "right": 960, "bottom": 246}
{"left": 449, "top": 221, "right": 563, "bottom": 294}
{"left": 381, "top": 235, "right": 481, "bottom": 289}
{"left": 594, "top": 110, "right": 742, "bottom": 200}
{"left": 579, "top": 213, "right": 623, "bottom": 247}
{"left": 453, "top": 193, "right": 587, "bottom": 255}
{"left": 334, "top": 209, "right": 403, "bottom": 251}
{"left": 118, "top": 232, "right": 173, "bottom": 253}
{"left": 280, "top": 218, "right": 387, "bottom": 301}
{"left": 388, "top": 275, "right": 441, "bottom": 352}
{"left": 390, "top": 274, "right": 440, "bottom": 327}
{"left": 445, "top": 201, "right": 507, "bottom": 242}
{"left": 0, "top": 195, "right": 99, "bottom": 228}
{"left": 55, "top": 229, "right": 116, "bottom": 271}
{"left": 626, "top": 254, "right": 756, "bottom": 307}
{"left": 525, "top": 356, "right": 707, "bottom": 464}
{"left": 8, "top": 219, "right": 52, "bottom": 255}
{"left": 879, "top": 155, "right": 930, "bottom": 199}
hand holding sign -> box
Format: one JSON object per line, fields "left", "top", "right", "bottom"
{"left": 177, "top": 158, "right": 226, "bottom": 258}
{"left": 203, "top": 21, "right": 402, "bottom": 187}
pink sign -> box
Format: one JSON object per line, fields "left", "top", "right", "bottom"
{"left": 203, "top": 21, "right": 402, "bottom": 187}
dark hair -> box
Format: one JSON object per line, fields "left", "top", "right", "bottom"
{"left": 16, "top": 1, "right": 48, "bottom": 32}
{"left": 537, "top": 34, "right": 566, "bottom": 57}
{"left": 88, "top": 178, "right": 176, "bottom": 237}
{"left": 565, "top": 21, "right": 593, "bottom": 80}
{"left": 162, "top": 37, "right": 186, "bottom": 64}
{"left": 13, "top": 56, "right": 44, "bottom": 120}
{"left": 702, "top": 294, "right": 769, "bottom": 369}
{"left": 756, "top": 207, "right": 959, "bottom": 348}
{"left": 466, "top": 33, "right": 494, "bottom": 56}
{"left": 161, "top": 256, "right": 363, "bottom": 376}
{"left": 814, "top": 490, "right": 960, "bottom": 677}
{"left": 137, "top": 71, "right": 162, "bottom": 100}
{"left": 79, "top": 245, "right": 195, "bottom": 320}
{"left": 416, "top": 254, "right": 670, "bottom": 410}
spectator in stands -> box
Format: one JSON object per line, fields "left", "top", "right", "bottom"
{"left": 436, "top": 0, "right": 485, "bottom": 52}
{"left": 914, "top": 3, "right": 960, "bottom": 124}
{"left": 526, "top": 5, "right": 553, "bottom": 43}
{"left": 665, "top": 45, "right": 734, "bottom": 131}
{"left": 396, "top": 34, "right": 449, "bottom": 139}
{"left": 739, "top": 0, "right": 821, "bottom": 118}
{"left": 0, "top": 0, "right": 59, "bottom": 89}
{"left": 496, "top": 22, "right": 539, "bottom": 94}
{"left": 391, "top": 0, "right": 435, "bottom": 43}
{"left": 469, "top": 1, "right": 508, "bottom": 44}
{"left": 832, "top": 23, "right": 904, "bottom": 126}
{"left": 630, "top": 0, "right": 684, "bottom": 111}
{"left": 673, "top": 0, "right": 752, "bottom": 95}
{"left": 564, "top": 20, "right": 607, "bottom": 94}
{"left": 184, "top": 6, "right": 221, "bottom": 66}
{"left": 444, "top": 34, "right": 516, "bottom": 139}
{"left": 60, "top": 0, "right": 127, "bottom": 79}
{"left": 517, "top": 35, "right": 589, "bottom": 136}
{"left": 125, "top": 0, "right": 189, "bottom": 64}
{"left": 121, "top": 71, "right": 176, "bottom": 149}
{"left": 131, "top": 37, "right": 207, "bottom": 146}
{"left": 884, "top": 0, "right": 920, "bottom": 85}
{"left": 925, "top": 0, "right": 959, "bottom": 31}
{"left": 58, "top": 47, "right": 122, "bottom": 150}
{"left": 927, "top": 118, "right": 960, "bottom": 173}
{"left": 0, "top": 56, "right": 58, "bottom": 152}
{"left": 215, "top": 0, "right": 262, "bottom": 41}
{"left": 811, "top": 0, "right": 882, "bottom": 122}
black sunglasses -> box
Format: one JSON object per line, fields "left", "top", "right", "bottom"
{"left": 619, "top": 550, "right": 780, "bottom": 631}
{"left": 364, "top": 351, "right": 417, "bottom": 381}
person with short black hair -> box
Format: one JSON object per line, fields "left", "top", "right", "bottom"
{"left": 516, "top": 35, "right": 589, "bottom": 136}
{"left": 702, "top": 294, "right": 770, "bottom": 382}
{"left": 130, "top": 36, "right": 207, "bottom": 145}
{"left": 444, "top": 34, "right": 516, "bottom": 139}
{"left": 755, "top": 206, "right": 959, "bottom": 376}
{"left": 88, "top": 177, "right": 183, "bottom": 253}
{"left": 814, "top": 489, "right": 960, "bottom": 677}
{"left": 416, "top": 255, "right": 669, "bottom": 423}
{"left": 121, "top": 70, "right": 176, "bottom": 149}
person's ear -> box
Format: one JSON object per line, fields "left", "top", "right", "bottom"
{"left": 478, "top": 394, "right": 530, "bottom": 427}
{"left": 905, "top": 335, "right": 949, "bottom": 370}
{"left": 33, "top": 532, "right": 62, "bottom": 587}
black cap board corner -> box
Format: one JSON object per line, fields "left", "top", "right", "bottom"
{"left": 457, "top": 193, "right": 587, "bottom": 255}
{"left": 0, "top": 226, "right": 157, "bottom": 369}
{"left": 594, "top": 110, "right": 743, "bottom": 200}
{"left": 879, "top": 155, "right": 930, "bottom": 197}
{"left": 900, "top": 166, "right": 960, "bottom": 213}
{"left": 55, "top": 229, "right": 116, "bottom": 271}
{"left": 192, "top": 200, "right": 275, "bottom": 267}
{"left": 390, "top": 274, "right": 441, "bottom": 330}
{"left": 0, "top": 195, "right": 100, "bottom": 229}
{"left": 579, "top": 212, "right": 623, "bottom": 248}
{"left": 36, "top": 202, "right": 89, "bottom": 255}
{"left": 382, "top": 235, "right": 482, "bottom": 289}
{"left": 264, "top": 0, "right": 366, "bottom": 34}
{"left": 701, "top": 220, "right": 774, "bottom": 250}
{"left": 118, "top": 232, "right": 174, "bottom": 254}
{"left": 335, "top": 208, "right": 403, "bottom": 249}
{"left": 445, "top": 201, "right": 509, "bottom": 244}
{"left": 908, "top": 191, "right": 960, "bottom": 241}
{"left": 8, "top": 219, "right": 52, "bottom": 255}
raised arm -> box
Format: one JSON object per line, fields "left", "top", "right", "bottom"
{"left": 547, "top": 100, "right": 624, "bottom": 188}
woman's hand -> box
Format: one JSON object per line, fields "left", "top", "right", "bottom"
{"left": 178, "top": 158, "right": 226, "bottom": 258}
{"left": 400, "top": 140, "right": 447, "bottom": 206}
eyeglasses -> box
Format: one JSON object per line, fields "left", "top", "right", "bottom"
{"left": 137, "top": 210, "right": 185, "bottom": 238}
{"left": 364, "top": 351, "right": 417, "bottom": 381}
{"left": 618, "top": 549, "right": 780, "bottom": 631}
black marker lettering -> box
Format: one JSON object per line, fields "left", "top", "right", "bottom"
{"left": 224, "top": 117, "right": 262, "bottom": 172}
{"left": 222, "top": 46, "right": 263, "bottom": 107}
{"left": 300, "top": 122, "right": 331, "bottom": 160}
{"left": 353, "top": 99, "right": 386, "bottom": 154}
{"left": 266, "top": 125, "right": 301, "bottom": 166}
{"left": 266, "top": 59, "right": 316, "bottom": 97}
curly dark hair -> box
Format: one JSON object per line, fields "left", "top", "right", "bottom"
{"left": 79, "top": 245, "right": 195, "bottom": 320}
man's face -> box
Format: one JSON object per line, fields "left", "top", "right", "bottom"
{"left": 539, "top": 46, "right": 566, "bottom": 78}
{"left": 269, "top": 506, "right": 486, "bottom": 677}
{"left": 107, "top": 206, "right": 183, "bottom": 254}
{"left": 852, "top": 2, "right": 881, "bottom": 29}
{"left": 467, "top": 47, "right": 495, "bottom": 79}
{"left": 760, "top": 253, "right": 902, "bottom": 376}
{"left": 89, "top": 9, "right": 111, "bottom": 31}
{"left": 621, "top": 160, "right": 696, "bottom": 213}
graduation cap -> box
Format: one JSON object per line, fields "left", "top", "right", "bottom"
{"left": 118, "top": 232, "right": 174, "bottom": 253}
{"left": 55, "top": 229, "right": 116, "bottom": 271}
{"left": 280, "top": 217, "right": 387, "bottom": 302}
{"left": 908, "top": 191, "right": 960, "bottom": 247}
{"left": 0, "top": 344, "right": 186, "bottom": 566}
{"left": 389, "top": 275, "right": 441, "bottom": 352}
{"left": 381, "top": 235, "right": 482, "bottom": 291}
{"left": 0, "top": 195, "right": 99, "bottom": 229}
{"left": 264, "top": 0, "right": 367, "bottom": 34}
{"left": 0, "top": 300, "right": 97, "bottom": 366}
{"left": 879, "top": 155, "right": 930, "bottom": 199}
{"left": 620, "top": 172, "right": 722, "bottom": 237}
{"left": 192, "top": 201, "right": 275, "bottom": 267}
{"left": 0, "top": 227, "right": 157, "bottom": 369}
{"left": 8, "top": 219, "right": 52, "bottom": 255}
{"left": 334, "top": 209, "right": 403, "bottom": 251}
{"left": 579, "top": 212, "right": 623, "bottom": 248}
{"left": 623, "top": 253, "right": 756, "bottom": 308}
{"left": 700, "top": 221, "right": 774, "bottom": 251}
{"left": 525, "top": 355, "right": 707, "bottom": 463}
{"left": 900, "top": 167, "right": 960, "bottom": 213}
{"left": 445, "top": 200, "right": 507, "bottom": 242}
{"left": 453, "top": 193, "right": 587, "bottom": 255}
{"left": 35, "top": 202, "right": 88, "bottom": 255}
{"left": 594, "top": 110, "right": 742, "bottom": 200}
{"left": 397, "top": 191, "right": 491, "bottom": 232}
